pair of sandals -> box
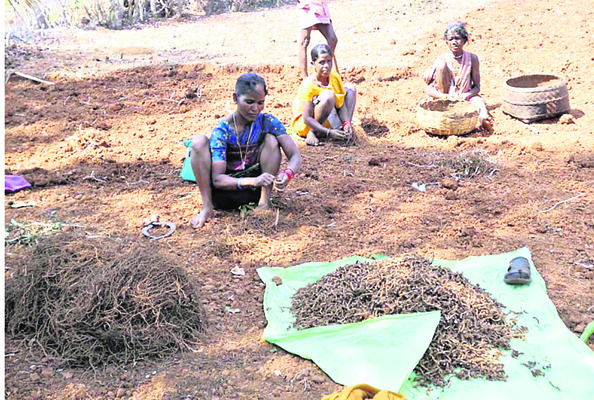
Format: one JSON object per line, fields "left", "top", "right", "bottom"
{"left": 504, "top": 256, "right": 531, "bottom": 285}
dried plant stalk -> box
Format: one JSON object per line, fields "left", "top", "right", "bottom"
{"left": 5, "top": 232, "right": 207, "bottom": 367}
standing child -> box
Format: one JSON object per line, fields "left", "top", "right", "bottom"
{"left": 296, "top": 0, "right": 338, "bottom": 78}
{"left": 289, "top": 44, "right": 357, "bottom": 146}
{"left": 423, "top": 21, "right": 493, "bottom": 130}
{"left": 189, "top": 73, "right": 302, "bottom": 228}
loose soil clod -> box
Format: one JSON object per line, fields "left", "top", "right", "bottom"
{"left": 5, "top": 232, "right": 207, "bottom": 367}
{"left": 291, "top": 256, "right": 518, "bottom": 387}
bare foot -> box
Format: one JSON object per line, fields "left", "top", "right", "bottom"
{"left": 305, "top": 131, "right": 320, "bottom": 146}
{"left": 481, "top": 117, "right": 494, "bottom": 132}
{"left": 190, "top": 208, "right": 214, "bottom": 228}
{"left": 253, "top": 204, "right": 272, "bottom": 217}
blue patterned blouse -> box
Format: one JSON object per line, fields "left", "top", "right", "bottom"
{"left": 210, "top": 113, "right": 287, "bottom": 163}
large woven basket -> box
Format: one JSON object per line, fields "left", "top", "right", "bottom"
{"left": 417, "top": 99, "right": 479, "bottom": 136}
{"left": 502, "top": 74, "right": 570, "bottom": 123}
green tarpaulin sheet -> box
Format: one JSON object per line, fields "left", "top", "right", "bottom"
{"left": 257, "top": 248, "right": 594, "bottom": 399}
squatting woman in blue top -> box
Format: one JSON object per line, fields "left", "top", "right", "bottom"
{"left": 189, "top": 73, "right": 302, "bottom": 228}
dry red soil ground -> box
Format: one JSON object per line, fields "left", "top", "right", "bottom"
{"left": 4, "top": 0, "right": 594, "bottom": 399}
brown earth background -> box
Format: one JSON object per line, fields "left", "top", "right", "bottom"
{"left": 4, "top": 0, "right": 594, "bottom": 399}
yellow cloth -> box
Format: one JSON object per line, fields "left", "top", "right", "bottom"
{"left": 322, "top": 384, "right": 407, "bottom": 400}
{"left": 290, "top": 71, "right": 346, "bottom": 137}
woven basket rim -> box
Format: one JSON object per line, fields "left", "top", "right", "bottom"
{"left": 504, "top": 73, "right": 567, "bottom": 93}
{"left": 417, "top": 99, "right": 479, "bottom": 119}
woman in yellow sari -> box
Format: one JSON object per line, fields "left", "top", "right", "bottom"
{"left": 290, "top": 44, "right": 357, "bottom": 146}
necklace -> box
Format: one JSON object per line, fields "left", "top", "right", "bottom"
{"left": 232, "top": 112, "right": 255, "bottom": 170}
{"left": 453, "top": 52, "right": 463, "bottom": 60}
{"left": 312, "top": 74, "right": 330, "bottom": 88}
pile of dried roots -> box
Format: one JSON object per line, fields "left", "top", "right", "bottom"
{"left": 5, "top": 232, "right": 207, "bottom": 367}
{"left": 291, "top": 256, "right": 517, "bottom": 387}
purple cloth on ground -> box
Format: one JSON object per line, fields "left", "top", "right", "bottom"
{"left": 5, "top": 175, "right": 32, "bottom": 192}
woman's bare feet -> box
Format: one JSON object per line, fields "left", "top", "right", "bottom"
{"left": 190, "top": 207, "right": 214, "bottom": 228}
{"left": 481, "top": 116, "right": 494, "bottom": 132}
{"left": 305, "top": 131, "right": 320, "bottom": 146}
{"left": 252, "top": 204, "right": 272, "bottom": 218}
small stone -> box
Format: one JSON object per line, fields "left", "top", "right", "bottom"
{"left": 460, "top": 226, "right": 476, "bottom": 237}
{"left": 558, "top": 113, "right": 575, "bottom": 124}
{"left": 441, "top": 177, "right": 459, "bottom": 190}
{"left": 29, "top": 373, "right": 40, "bottom": 381}
{"left": 41, "top": 367, "right": 54, "bottom": 377}
{"left": 62, "top": 371, "right": 74, "bottom": 379}
{"left": 531, "top": 142, "right": 544, "bottom": 151}
{"left": 116, "top": 388, "right": 126, "bottom": 398}
{"left": 444, "top": 191, "right": 457, "bottom": 201}
{"left": 575, "top": 323, "right": 586, "bottom": 333}
{"left": 29, "top": 391, "right": 42, "bottom": 400}
{"left": 311, "top": 374, "right": 326, "bottom": 384}
{"left": 185, "top": 87, "right": 197, "bottom": 99}
{"left": 107, "top": 391, "right": 115, "bottom": 398}
{"left": 271, "top": 276, "right": 282, "bottom": 286}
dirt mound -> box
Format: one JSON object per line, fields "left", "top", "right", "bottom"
{"left": 5, "top": 232, "right": 207, "bottom": 367}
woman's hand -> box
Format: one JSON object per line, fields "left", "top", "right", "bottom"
{"left": 274, "top": 172, "right": 290, "bottom": 191}
{"left": 254, "top": 172, "right": 276, "bottom": 187}
{"left": 343, "top": 123, "right": 354, "bottom": 136}
{"left": 327, "top": 128, "right": 347, "bottom": 140}
{"left": 447, "top": 93, "right": 461, "bottom": 101}
{"left": 422, "top": 68, "right": 434, "bottom": 84}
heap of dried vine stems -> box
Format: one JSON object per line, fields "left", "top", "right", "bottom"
{"left": 291, "top": 256, "right": 517, "bottom": 387}
{"left": 5, "top": 232, "right": 207, "bottom": 367}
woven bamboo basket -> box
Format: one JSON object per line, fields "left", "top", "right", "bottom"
{"left": 502, "top": 74, "right": 570, "bottom": 123}
{"left": 417, "top": 99, "right": 479, "bottom": 136}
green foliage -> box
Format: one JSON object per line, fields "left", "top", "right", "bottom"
{"left": 5, "top": 218, "right": 65, "bottom": 246}
{"left": 202, "top": 0, "right": 293, "bottom": 16}
{"left": 6, "top": 0, "right": 294, "bottom": 31}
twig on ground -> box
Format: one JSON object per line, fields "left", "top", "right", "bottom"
{"left": 10, "top": 71, "right": 56, "bottom": 85}
{"left": 125, "top": 179, "right": 150, "bottom": 186}
{"left": 82, "top": 171, "right": 106, "bottom": 183}
{"left": 574, "top": 262, "right": 593, "bottom": 269}
{"left": 406, "top": 162, "right": 437, "bottom": 168}
{"left": 540, "top": 193, "right": 585, "bottom": 213}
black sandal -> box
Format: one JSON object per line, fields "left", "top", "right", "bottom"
{"left": 504, "top": 256, "right": 531, "bottom": 285}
